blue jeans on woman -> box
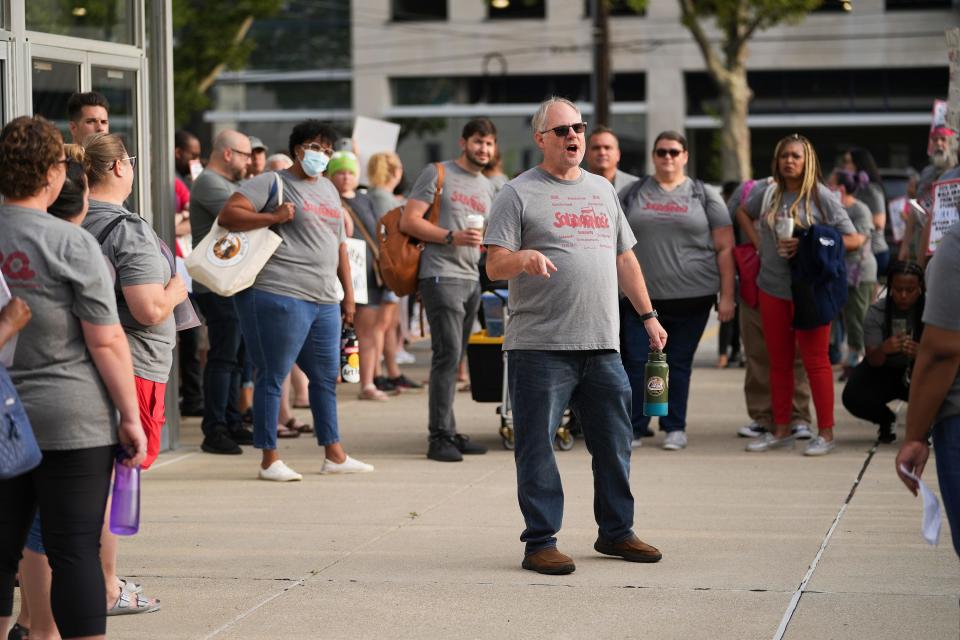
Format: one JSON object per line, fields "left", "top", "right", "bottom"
{"left": 620, "top": 296, "right": 713, "bottom": 437}
{"left": 933, "top": 415, "right": 960, "bottom": 556}
{"left": 234, "top": 288, "right": 341, "bottom": 451}
{"left": 508, "top": 349, "right": 635, "bottom": 554}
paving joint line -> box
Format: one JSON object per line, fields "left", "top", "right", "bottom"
{"left": 772, "top": 440, "right": 879, "bottom": 640}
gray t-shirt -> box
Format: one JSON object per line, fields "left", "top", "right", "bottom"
{"left": 843, "top": 200, "right": 877, "bottom": 285}
{"left": 488, "top": 173, "right": 508, "bottom": 195}
{"left": 856, "top": 182, "right": 888, "bottom": 255}
{"left": 345, "top": 192, "right": 383, "bottom": 302}
{"left": 624, "top": 177, "right": 731, "bottom": 300}
{"left": 744, "top": 183, "right": 856, "bottom": 300}
{"left": 82, "top": 201, "right": 176, "bottom": 383}
{"left": 407, "top": 161, "right": 497, "bottom": 281}
{"left": 190, "top": 169, "right": 239, "bottom": 295}
{"left": 484, "top": 167, "right": 636, "bottom": 351}
{"left": 613, "top": 169, "right": 640, "bottom": 195}
{"left": 238, "top": 170, "right": 346, "bottom": 304}
{"left": 922, "top": 223, "right": 960, "bottom": 422}
{"left": 368, "top": 187, "right": 398, "bottom": 218}
{"left": 1, "top": 204, "right": 119, "bottom": 450}
{"left": 863, "top": 297, "right": 915, "bottom": 370}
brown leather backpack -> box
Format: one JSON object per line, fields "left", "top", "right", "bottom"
{"left": 377, "top": 162, "right": 444, "bottom": 296}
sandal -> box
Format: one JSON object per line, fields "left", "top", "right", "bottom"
{"left": 285, "top": 417, "right": 313, "bottom": 434}
{"left": 119, "top": 577, "right": 143, "bottom": 594}
{"left": 107, "top": 590, "right": 161, "bottom": 616}
{"left": 358, "top": 385, "right": 389, "bottom": 401}
{"left": 276, "top": 422, "right": 301, "bottom": 438}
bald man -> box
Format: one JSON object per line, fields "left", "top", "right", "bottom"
{"left": 586, "top": 126, "right": 639, "bottom": 194}
{"left": 190, "top": 130, "right": 255, "bottom": 455}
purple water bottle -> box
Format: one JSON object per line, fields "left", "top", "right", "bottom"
{"left": 109, "top": 450, "right": 141, "bottom": 535}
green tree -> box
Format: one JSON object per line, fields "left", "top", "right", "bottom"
{"left": 172, "top": 0, "right": 283, "bottom": 127}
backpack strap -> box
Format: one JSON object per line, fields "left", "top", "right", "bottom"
{"left": 425, "top": 162, "right": 445, "bottom": 225}
{"left": 342, "top": 198, "right": 383, "bottom": 287}
{"left": 691, "top": 178, "right": 708, "bottom": 212}
{"left": 96, "top": 214, "right": 140, "bottom": 246}
{"left": 618, "top": 175, "right": 649, "bottom": 213}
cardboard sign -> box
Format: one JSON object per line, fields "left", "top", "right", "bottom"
{"left": 352, "top": 116, "right": 401, "bottom": 186}
{"left": 927, "top": 178, "right": 960, "bottom": 255}
{"left": 346, "top": 237, "right": 368, "bottom": 305}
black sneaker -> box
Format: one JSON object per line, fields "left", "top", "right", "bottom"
{"left": 878, "top": 424, "right": 897, "bottom": 444}
{"left": 374, "top": 376, "right": 398, "bottom": 393}
{"left": 8, "top": 622, "right": 29, "bottom": 640}
{"left": 389, "top": 374, "right": 423, "bottom": 391}
{"left": 201, "top": 431, "right": 242, "bottom": 455}
{"left": 228, "top": 424, "right": 255, "bottom": 445}
{"left": 427, "top": 437, "right": 463, "bottom": 462}
{"left": 453, "top": 434, "right": 487, "bottom": 455}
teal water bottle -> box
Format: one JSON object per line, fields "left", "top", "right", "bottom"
{"left": 643, "top": 350, "right": 669, "bottom": 417}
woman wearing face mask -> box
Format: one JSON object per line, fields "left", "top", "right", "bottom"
{"left": 220, "top": 119, "right": 373, "bottom": 482}
{"left": 736, "top": 134, "right": 859, "bottom": 456}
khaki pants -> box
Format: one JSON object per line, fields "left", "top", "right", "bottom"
{"left": 739, "top": 303, "right": 812, "bottom": 426}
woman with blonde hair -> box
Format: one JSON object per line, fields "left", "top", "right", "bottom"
{"left": 737, "top": 134, "right": 860, "bottom": 456}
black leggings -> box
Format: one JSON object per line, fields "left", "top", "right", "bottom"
{"left": 0, "top": 445, "right": 113, "bottom": 638}
{"left": 841, "top": 363, "right": 910, "bottom": 428}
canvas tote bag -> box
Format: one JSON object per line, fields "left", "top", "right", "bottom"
{"left": 186, "top": 173, "right": 284, "bottom": 297}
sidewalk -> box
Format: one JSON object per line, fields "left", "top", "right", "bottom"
{"left": 103, "top": 334, "right": 957, "bottom": 639}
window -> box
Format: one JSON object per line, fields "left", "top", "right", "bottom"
{"left": 584, "top": 0, "right": 645, "bottom": 17}
{"left": 31, "top": 59, "right": 82, "bottom": 138}
{"left": 246, "top": 0, "right": 350, "bottom": 71}
{"left": 392, "top": 0, "right": 446, "bottom": 21}
{"left": 812, "top": 0, "right": 852, "bottom": 11}
{"left": 92, "top": 65, "right": 139, "bottom": 208}
{"left": 242, "top": 81, "right": 351, "bottom": 111}
{"left": 393, "top": 75, "right": 592, "bottom": 106}
{"left": 886, "top": 0, "right": 953, "bottom": 8}
{"left": 488, "top": 0, "right": 545, "bottom": 20}
{"left": 26, "top": 0, "right": 136, "bottom": 45}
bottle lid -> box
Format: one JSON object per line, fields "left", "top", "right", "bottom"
{"left": 648, "top": 350, "right": 666, "bottom": 362}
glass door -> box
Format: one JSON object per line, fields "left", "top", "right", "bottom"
{"left": 30, "top": 58, "right": 81, "bottom": 138}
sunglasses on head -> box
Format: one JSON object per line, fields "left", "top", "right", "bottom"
{"left": 654, "top": 148, "right": 683, "bottom": 158}
{"left": 540, "top": 122, "right": 587, "bottom": 137}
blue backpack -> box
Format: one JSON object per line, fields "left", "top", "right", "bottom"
{"left": 789, "top": 224, "right": 848, "bottom": 330}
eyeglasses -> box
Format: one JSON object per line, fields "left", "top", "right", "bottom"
{"left": 654, "top": 148, "right": 683, "bottom": 158}
{"left": 540, "top": 122, "right": 587, "bottom": 137}
{"left": 302, "top": 142, "right": 334, "bottom": 155}
{"left": 112, "top": 156, "right": 137, "bottom": 170}
{"left": 231, "top": 148, "right": 252, "bottom": 158}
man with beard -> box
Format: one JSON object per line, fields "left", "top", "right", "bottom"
{"left": 400, "top": 118, "right": 498, "bottom": 462}
{"left": 901, "top": 127, "right": 958, "bottom": 263}
{"left": 585, "top": 125, "right": 639, "bottom": 194}
{"left": 190, "top": 130, "right": 256, "bottom": 454}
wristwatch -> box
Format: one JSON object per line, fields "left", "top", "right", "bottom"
{"left": 638, "top": 310, "right": 658, "bottom": 322}
{"left": 444, "top": 230, "right": 454, "bottom": 245}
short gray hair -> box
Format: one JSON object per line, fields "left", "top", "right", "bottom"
{"left": 531, "top": 96, "right": 580, "bottom": 133}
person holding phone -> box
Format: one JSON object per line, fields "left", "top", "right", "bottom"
{"left": 842, "top": 261, "right": 924, "bottom": 443}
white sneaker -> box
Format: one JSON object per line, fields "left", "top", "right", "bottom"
{"left": 395, "top": 349, "right": 417, "bottom": 364}
{"left": 803, "top": 436, "right": 836, "bottom": 456}
{"left": 631, "top": 438, "right": 643, "bottom": 449}
{"left": 258, "top": 460, "right": 303, "bottom": 482}
{"left": 320, "top": 455, "right": 375, "bottom": 474}
{"left": 745, "top": 432, "right": 796, "bottom": 452}
{"left": 792, "top": 423, "right": 813, "bottom": 440}
{"left": 662, "top": 431, "right": 687, "bottom": 451}
{"left": 737, "top": 421, "right": 767, "bottom": 438}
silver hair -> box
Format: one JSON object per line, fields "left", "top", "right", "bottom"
{"left": 266, "top": 153, "right": 293, "bottom": 171}
{"left": 531, "top": 96, "right": 580, "bottom": 133}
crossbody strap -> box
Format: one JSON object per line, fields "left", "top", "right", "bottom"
{"left": 426, "top": 162, "right": 445, "bottom": 225}
{"left": 342, "top": 200, "right": 380, "bottom": 261}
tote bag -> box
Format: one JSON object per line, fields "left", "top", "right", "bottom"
{"left": 0, "top": 366, "right": 41, "bottom": 480}
{"left": 186, "top": 173, "right": 284, "bottom": 297}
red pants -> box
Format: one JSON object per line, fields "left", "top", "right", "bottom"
{"left": 135, "top": 377, "right": 166, "bottom": 470}
{"left": 758, "top": 291, "right": 835, "bottom": 430}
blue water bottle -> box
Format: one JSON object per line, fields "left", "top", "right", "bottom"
{"left": 643, "top": 350, "right": 669, "bottom": 417}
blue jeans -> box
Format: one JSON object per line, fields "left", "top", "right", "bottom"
{"left": 508, "top": 350, "right": 635, "bottom": 554}
{"left": 932, "top": 415, "right": 960, "bottom": 557}
{"left": 620, "top": 296, "right": 712, "bottom": 436}
{"left": 234, "top": 288, "right": 341, "bottom": 451}
{"left": 195, "top": 292, "right": 244, "bottom": 437}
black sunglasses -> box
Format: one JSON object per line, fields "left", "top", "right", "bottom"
{"left": 540, "top": 122, "right": 587, "bottom": 137}
{"left": 654, "top": 148, "right": 683, "bottom": 158}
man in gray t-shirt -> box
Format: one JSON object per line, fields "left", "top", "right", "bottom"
{"left": 585, "top": 126, "right": 639, "bottom": 195}
{"left": 190, "top": 129, "right": 256, "bottom": 454}
{"left": 485, "top": 97, "right": 667, "bottom": 576}
{"left": 400, "top": 118, "right": 498, "bottom": 463}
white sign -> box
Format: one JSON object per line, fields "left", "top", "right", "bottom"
{"left": 346, "top": 238, "right": 368, "bottom": 305}
{"left": 352, "top": 116, "right": 401, "bottom": 186}
{"left": 888, "top": 196, "right": 907, "bottom": 243}
{"left": 0, "top": 275, "right": 16, "bottom": 368}
{"left": 928, "top": 178, "right": 960, "bottom": 255}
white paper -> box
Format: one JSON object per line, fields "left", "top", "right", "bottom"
{"left": 345, "top": 237, "right": 368, "bottom": 306}
{"left": 899, "top": 464, "right": 942, "bottom": 546}
{"left": 0, "top": 276, "right": 16, "bottom": 368}
{"left": 352, "top": 116, "right": 401, "bottom": 186}
{"left": 927, "top": 179, "right": 960, "bottom": 255}
{"left": 887, "top": 197, "right": 907, "bottom": 243}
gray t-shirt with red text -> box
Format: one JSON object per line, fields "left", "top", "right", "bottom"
{"left": 922, "top": 223, "right": 960, "bottom": 422}
{"left": 484, "top": 167, "right": 636, "bottom": 351}
{"left": 1, "top": 204, "right": 119, "bottom": 450}
{"left": 238, "top": 170, "right": 346, "bottom": 304}
{"left": 624, "top": 176, "right": 731, "bottom": 300}
{"left": 408, "top": 161, "right": 497, "bottom": 281}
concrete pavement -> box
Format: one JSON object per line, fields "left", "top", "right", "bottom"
{"left": 90, "top": 332, "right": 960, "bottom": 639}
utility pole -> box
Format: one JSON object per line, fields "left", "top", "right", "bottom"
{"left": 590, "top": 0, "right": 611, "bottom": 127}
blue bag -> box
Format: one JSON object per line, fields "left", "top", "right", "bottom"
{"left": 0, "top": 366, "right": 41, "bottom": 479}
{"left": 789, "top": 224, "right": 848, "bottom": 330}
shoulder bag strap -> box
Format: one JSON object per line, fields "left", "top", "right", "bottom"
{"left": 341, "top": 198, "right": 383, "bottom": 287}
{"left": 426, "top": 162, "right": 445, "bottom": 225}
{"left": 96, "top": 214, "right": 138, "bottom": 246}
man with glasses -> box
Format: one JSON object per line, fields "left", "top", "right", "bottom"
{"left": 585, "top": 125, "right": 638, "bottom": 194}
{"left": 67, "top": 91, "right": 110, "bottom": 143}
{"left": 400, "top": 118, "right": 498, "bottom": 462}
{"left": 190, "top": 130, "right": 255, "bottom": 455}
{"left": 484, "top": 97, "right": 667, "bottom": 575}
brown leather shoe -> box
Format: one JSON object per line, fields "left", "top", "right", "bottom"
{"left": 521, "top": 548, "right": 576, "bottom": 575}
{"left": 594, "top": 535, "right": 662, "bottom": 563}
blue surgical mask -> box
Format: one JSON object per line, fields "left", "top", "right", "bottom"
{"left": 301, "top": 149, "right": 330, "bottom": 177}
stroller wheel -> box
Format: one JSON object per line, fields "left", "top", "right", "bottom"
{"left": 555, "top": 426, "right": 575, "bottom": 451}
{"left": 500, "top": 423, "right": 515, "bottom": 450}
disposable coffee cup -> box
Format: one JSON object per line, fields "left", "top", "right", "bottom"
{"left": 466, "top": 214, "right": 485, "bottom": 230}
{"left": 774, "top": 217, "right": 794, "bottom": 240}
